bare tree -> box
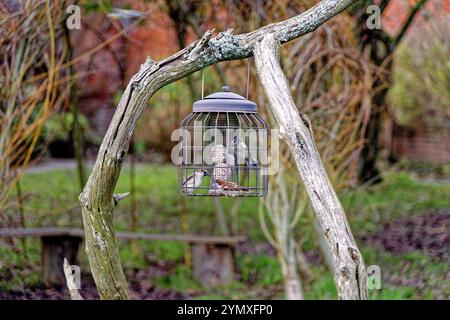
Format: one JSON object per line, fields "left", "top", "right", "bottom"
{"left": 79, "top": 0, "right": 367, "bottom": 300}
{"left": 354, "top": 0, "right": 429, "bottom": 182}
{"left": 254, "top": 32, "right": 367, "bottom": 300}
{"left": 0, "top": 1, "right": 71, "bottom": 210}
{"left": 166, "top": 0, "right": 231, "bottom": 237}
{"left": 259, "top": 162, "right": 308, "bottom": 300}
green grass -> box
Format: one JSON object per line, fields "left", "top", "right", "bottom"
{"left": 1, "top": 165, "right": 449, "bottom": 299}
{"left": 342, "top": 172, "right": 450, "bottom": 236}
{"left": 362, "top": 247, "right": 450, "bottom": 300}
{"left": 304, "top": 269, "right": 337, "bottom": 300}
{"left": 238, "top": 254, "right": 283, "bottom": 287}
{"left": 155, "top": 265, "right": 203, "bottom": 292}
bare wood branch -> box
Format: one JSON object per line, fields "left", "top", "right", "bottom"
{"left": 253, "top": 33, "right": 367, "bottom": 300}
{"left": 380, "top": 0, "right": 390, "bottom": 14}
{"left": 293, "top": 241, "right": 314, "bottom": 283}
{"left": 170, "top": 0, "right": 228, "bottom": 84}
{"left": 113, "top": 192, "right": 130, "bottom": 205}
{"left": 63, "top": 258, "right": 83, "bottom": 300}
{"left": 393, "top": 0, "right": 428, "bottom": 47}
{"left": 79, "top": 0, "right": 358, "bottom": 300}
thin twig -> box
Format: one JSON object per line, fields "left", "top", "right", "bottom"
{"left": 63, "top": 258, "right": 83, "bottom": 300}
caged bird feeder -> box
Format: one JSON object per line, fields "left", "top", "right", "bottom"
{"left": 179, "top": 85, "right": 269, "bottom": 197}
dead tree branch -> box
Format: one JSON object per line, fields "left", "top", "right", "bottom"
{"left": 63, "top": 258, "right": 83, "bottom": 300}
{"left": 254, "top": 33, "right": 367, "bottom": 300}
{"left": 79, "top": 0, "right": 360, "bottom": 300}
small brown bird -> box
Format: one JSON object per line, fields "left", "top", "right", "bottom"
{"left": 215, "top": 178, "right": 248, "bottom": 191}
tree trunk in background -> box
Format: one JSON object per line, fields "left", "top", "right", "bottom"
{"left": 214, "top": 198, "right": 230, "bottom": 236}
{"left": 262, "top": 168, "right": 305, "bottom": 300}
{"left": 278, "top": 234, "right": 304, "bottom": 300}
{"left": 230, "top": 199, "right": 241, "bottom": 236}
{"left": 16, "top": 180, "right": 28, "bottom": 260}
{"left": 284, "top": 241, "right": 304, "bottom": 300}
{"left": 357, "top": 26, "right": 388, "bottom": 184}
{"left": 254, "top": 34, "right": 367, "bottom": 299}
{"left": 168, "top": 0, "right": 228, "bottom": 85}
{"left": 169, "top": 1, "right": 231, "bottom": 238}
{"left": 64, "top": 21, "right": 86, "bottom": 192}
{"left": 294, "top": 241, "right": 314, "bottom": 283}
{"left": 129, "top": 138, "right": 138, "bottom": 256}
{"left": 356, "top": 0, "right": 428, "bottom": 183}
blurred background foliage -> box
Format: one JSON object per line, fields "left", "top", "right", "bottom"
{"left": 0, "top": 0, "right": 72, "bottom": 209}
{"left": 389, "top": 16, "right": 450, "bottom": 127}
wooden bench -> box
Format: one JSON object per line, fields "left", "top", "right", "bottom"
{"left": 0, "top": 227, "right": 246, "bottom": 288}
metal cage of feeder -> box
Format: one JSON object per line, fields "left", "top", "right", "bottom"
{"left": 179, "top": 86, "right": 269, "bottom": 197}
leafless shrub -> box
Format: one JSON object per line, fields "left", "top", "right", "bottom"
{"left": 0, "top": 1, "right": 70, "bottom": 210}
{"left": 259, "top": 157, "right": 308, "bottom": 299}
{"left": 284, "top": 14, "right": 381, "bottom": 187}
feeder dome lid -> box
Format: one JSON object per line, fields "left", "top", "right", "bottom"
{"left": 193, "top": 86, "right": 257, "bottom": 112}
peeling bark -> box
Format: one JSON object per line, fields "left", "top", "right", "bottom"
{"left": 253, "top": 34, "right": 367, "bottom": 300}
{"left": 79, "top": 0, "right": 360, "bottom": 300}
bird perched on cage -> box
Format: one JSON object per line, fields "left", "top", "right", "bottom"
{"left": 215, "top": 178, "right": 249, "bottom": 192}
{"left": 232, "top": 136, "right": 258, "bottom": 166}
{"left": 181, "top": 170, "right": 209, "bottom": 195}
{"left": 246, "top": 158, "right": 259, "bottom": 167}
{"left": 225, "top": 152, "right": 235, "bottom": 165}
{"left": 232, "top": 136, "right": 248, "bottom": 159}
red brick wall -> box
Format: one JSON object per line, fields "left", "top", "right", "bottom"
{"left": 392, "top": 123, "right": 450, "bottom": 164}
{"left": 383, "top": 0, "right": 450, "bottom": 165}
{"left": 71, "top": 2, "right": 180, "bottom": 135}
{"left": 71, "top": 0, "right": 449, "bottom": 167}
{"left": 383, "top": 0, "right": 450, "bottom": 37}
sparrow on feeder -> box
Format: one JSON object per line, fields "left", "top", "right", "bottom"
{"left": 215, "top": 178, "right": 249, "bottom": 192}
{"left": 233, "top": 136, "right": 258, "bottom": 166}
{"left": 233, "top": 136, "right": 248, "bottom": 159}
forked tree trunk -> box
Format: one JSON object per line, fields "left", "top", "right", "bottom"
{"left": 254, "top": 34, "right": 367, "bottom": 299}
{"left": 279, "top": 234, "right": 304, "bottom": 300}
{"left": 262, "top": 166, "right": 305, "bottom": 300}
{"left": 79, "top": 0, "right": 365, "bottom": 300}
